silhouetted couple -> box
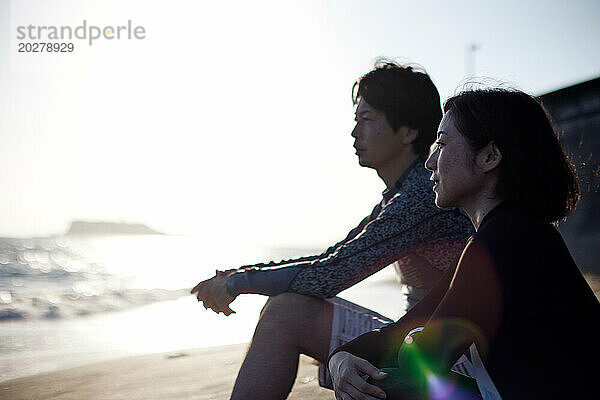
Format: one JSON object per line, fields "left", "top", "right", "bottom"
{"left": 192, "top": 61, "right": 599, "bottom": 399}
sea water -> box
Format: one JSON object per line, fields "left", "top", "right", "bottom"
{"left": 0, "top": 234, "right": 404, "bottom": 382}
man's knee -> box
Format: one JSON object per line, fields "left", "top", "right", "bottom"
{"left": 253, "top": 293, "right": 334, "bottom": 360}
{"left": 265, "top": 292, "right": 326, "bottom": 318}
{"left": 259, "top": 293, "right": 329, "bottom": 332}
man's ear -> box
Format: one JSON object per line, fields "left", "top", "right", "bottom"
{"left": 477, "top": 141, "right": 502, "bottom": 173}
{"left": 398, "top": 126, "right": 419, "bottom": 145}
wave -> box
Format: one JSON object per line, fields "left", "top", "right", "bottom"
{"left": 0, "top": 237, "right": 189, "bottom": 322}
{"left": 0, "top": 287, "right": 189, "bottom": 321}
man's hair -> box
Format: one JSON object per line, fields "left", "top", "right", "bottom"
{"left": 444, "top": 88, "right": 580, "bottom": 223}
{"left": 353, "top": 60, "right": 443, "bottom": 156}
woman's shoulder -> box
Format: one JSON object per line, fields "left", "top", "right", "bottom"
{"left": 467, "top": 204, "right": 566, "bottom": 268}
{"left": 469, "top": 203, "right": 574, "bottom": 278}
{"left": 475, "top": 204, "right": 555, "bottom": 244}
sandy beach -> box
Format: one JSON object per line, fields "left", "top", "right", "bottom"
{"left": 0, "top": 263, "right": 405, "bottom": 398}
{"left": 2, "top": 273, "right": 598, "bottom": 400}
{"left": 0, "top": 343, "right": 333, "bottom": 400}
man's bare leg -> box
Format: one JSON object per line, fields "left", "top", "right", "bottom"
{"left": 230, "top": 293, "right": 334, "bottom": 400}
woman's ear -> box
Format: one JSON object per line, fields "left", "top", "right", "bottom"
{"left": 477, "top": 141, "right": 502, "bottom": 173}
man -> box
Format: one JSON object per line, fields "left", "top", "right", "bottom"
{"left": 191, "top": 60, "right": 473, "bottom": 399}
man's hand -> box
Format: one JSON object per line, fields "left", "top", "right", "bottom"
{"left": 328, "top": 351, "right": 388, "bottom": 400}
{"left": 191, "top": 269, "right": 237, "bottom": 315}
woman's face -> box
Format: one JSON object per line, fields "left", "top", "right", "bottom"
{"left": 425, "top": 112, "right": 484, "bottom": 209}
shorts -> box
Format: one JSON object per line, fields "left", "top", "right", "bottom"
{"left": 318, "top": 297, "right": 394, "bottom": 389}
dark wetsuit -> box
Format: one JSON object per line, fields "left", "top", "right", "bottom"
{"left": 331, "top": 202, "right": 600, "bottom": 398}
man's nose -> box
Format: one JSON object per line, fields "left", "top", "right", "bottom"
{"left": 424, "top": 152, "right": 437, "bottom": 171}
{"left": 351, "top": 124, "right": 359, "bottom": 138}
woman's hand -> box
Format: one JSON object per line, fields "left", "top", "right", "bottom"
{"left": 328, "top": 351, "right": 388, "bottom": 400}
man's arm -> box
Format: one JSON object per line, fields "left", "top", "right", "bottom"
{"left": 191, "top": 203, "right": 382, "bottom": 310}
{"left": 286, "top": 206, "right": 467, "bottom": 299}
{"left": 221, "top": 200, "right": 387, "bottom": 297}
{"left": 227, "top": 184, "right": 470, "bottom": 300}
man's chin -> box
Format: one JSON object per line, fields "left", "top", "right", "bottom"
{"left": 357, "top": 158, "right": 372, "bottom": 168}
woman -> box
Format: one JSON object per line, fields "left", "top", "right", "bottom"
{"left": 328, "top": 88, "right": 600, "bottom": 399}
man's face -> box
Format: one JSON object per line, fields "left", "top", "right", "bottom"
{"left": 351, "top": 99, "right": 408, "bottom": 171}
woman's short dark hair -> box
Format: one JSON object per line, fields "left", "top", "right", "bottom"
{"left": 353, "top": 60, "right": 442, "bottom": 156}
{"left": 444, "top": 88, "right": 580, "bottom": 223}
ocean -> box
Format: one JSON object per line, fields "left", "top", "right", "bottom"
{"left": 0, "top": 234, "right": 405, "bottom": 382}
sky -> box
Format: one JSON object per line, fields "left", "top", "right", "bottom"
{"left": 1, "top": 0, "right": 599, "bottom": 247}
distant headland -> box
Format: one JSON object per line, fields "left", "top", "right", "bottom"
{"left": 66, "top": 221, "right": 164, "bottom": 235}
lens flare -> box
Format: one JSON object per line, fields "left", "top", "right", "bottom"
{"left": 398, "top": 326, "right": 479, "bottom": 399}
{"left": 426, "top": 373, "right": 459, "bottom": 399}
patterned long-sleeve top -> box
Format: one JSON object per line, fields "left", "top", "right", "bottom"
{"left": 226, "top": 157, "right": 473, "bottom": 301}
